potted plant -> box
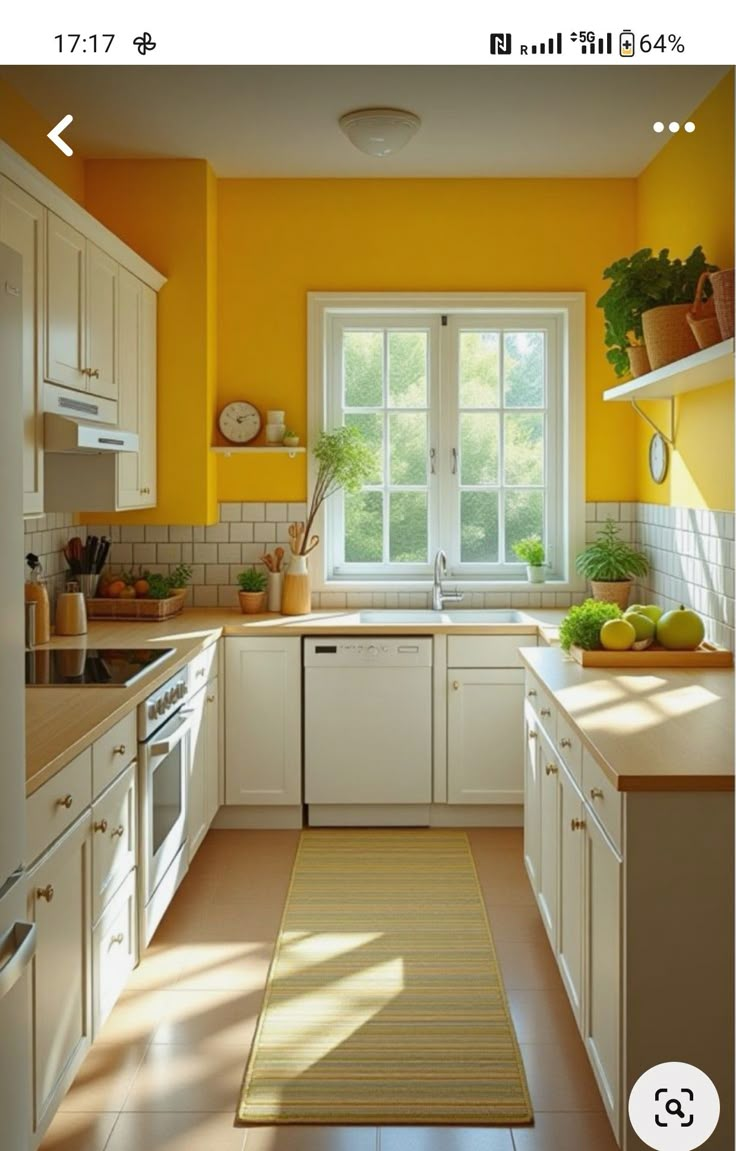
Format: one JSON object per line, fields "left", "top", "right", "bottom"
{"left": 597, "top": 246, "right": 717, "bottom": 378}
{"left": 237, "top": 567, "right": 268, "bottom": 614}
{"left": 282, "top": 428, "right": 300, "bottom": 448}
{"left": 282, "top": 425, "right": 374, "bottom": 615}
{"left": 512, "top": 535, "right": 548, "bottom": 583}
{"left": 575, "top": 518, "right": 649, "bottom": 609}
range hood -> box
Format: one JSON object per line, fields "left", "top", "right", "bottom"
{"left": 44, "top": 412, "right": 138, "bottom": 454}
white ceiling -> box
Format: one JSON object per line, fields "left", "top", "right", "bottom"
{"left": 2, "top": 65, "right": 730, "bottom": 178}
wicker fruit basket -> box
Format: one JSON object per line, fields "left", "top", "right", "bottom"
{"left": 86, "top": 589, "right": 188, "bottom": 620}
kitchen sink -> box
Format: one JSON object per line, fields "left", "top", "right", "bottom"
{"left": 358, "top": 609, "right": 529, "bottom": 624}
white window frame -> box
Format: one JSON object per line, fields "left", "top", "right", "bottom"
{"left": 308, "top": 292, "right": 586, "bottom": 594}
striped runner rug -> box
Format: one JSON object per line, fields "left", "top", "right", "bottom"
{"left": 236, "top": 828, "right": 533, "bottom": 1126}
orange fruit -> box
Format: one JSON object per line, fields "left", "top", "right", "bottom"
{"left": 106, "top": 580, "right": 126, "bottom": 598}
{"left": 134, "top": 579, "right": 150, "bottom": 598}
{"left": 118, "top": 586, "right": 137, "bottom": 599}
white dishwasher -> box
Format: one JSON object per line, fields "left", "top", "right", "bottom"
{"left": 304, "top": 637, "right": 433, "bottom": 823}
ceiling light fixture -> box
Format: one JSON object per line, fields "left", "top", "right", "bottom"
{"left": 338, "top": 107, "right": 421, "bottom": 157}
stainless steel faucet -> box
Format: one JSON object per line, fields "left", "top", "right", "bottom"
{"left": 432, "top": 549, "right": 463, "bottom": 611}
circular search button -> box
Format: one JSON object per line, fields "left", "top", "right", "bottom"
{"left": 628, "top": 1061, "right": 720, "bottom": 1150}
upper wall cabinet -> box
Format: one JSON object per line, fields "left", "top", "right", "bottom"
{"left": 0, "top": 175, "right": 44, "bottom": 515}
{"left": 46, "top": 214, "right": 118, "bottom": 402}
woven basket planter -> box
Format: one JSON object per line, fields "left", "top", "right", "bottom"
{"left": 711, "top": 268, "right": 734, "bottom": 339}
{"left": 641, "top": 304, "right": 698, "bottom": 370}
{"left": 687, "top": 272, "right": 722, "bottom": 350}
{"left": 627, "top": 345, "right": 651, "bottom": 377}
{"left": 590, "top": 580, "right": 632, "bottom": 610}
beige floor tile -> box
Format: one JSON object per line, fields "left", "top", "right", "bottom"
{"left": 122, "top": 1043, "right": 248, "bottom": 1113}
{"left": 244, "top": 1128, "right": 377, "bottom": 1151}
{"left": 94, "top": 986, "right": 169, "bottom": 1046}
{"left": 494, "top": 937, "right": 561, "bottom": 990}
{"left": 468, "top": 828, "right": 525, "bottom": 853}
{"left": 485, "top": 905, "right": 549, "bottom": 942}
{"left": 151, "top": 988, "right": 260, "bottom": 1047}
{"left": 518, "top": 1044, "right": 604, "bottom": 1112}
{"left": 58, "top": 1042, "right": 148, "bottom": 1113}
{"left": 511, "top": 1111, "right": 618, "bottom": 1151}
{"left": 381, "top": 1127, "right": 514, "bottom": 1150}
{"left": 104, "top": 1111, "right": 246, "bottom": 1151}
{"left": 38, "top": 1111, "right": 118, "bottom": 1151}
{"left": 506, "top": 987, "right": 582, "bottom": 1046}
{"left": 172, "top": 942, "right": 273, "bottom": 991}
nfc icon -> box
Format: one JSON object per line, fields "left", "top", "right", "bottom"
{"left": 490, "top": 33, "right": 513, "bottom": 55}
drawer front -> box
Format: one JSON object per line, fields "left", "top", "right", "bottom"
{"left": 582, "top": 749, "right": 622, "bottom": 852}
{"left": 524, "top": 672, "right": 557, "bottom": 742}
{"left": 92, "top": 712, "right": 137, "bottom": 797}
{"left": 556, "top": 712, "right": 583, "bottom": 787}
{"left": 27, "top": 748, "right": 92, "bottom": 863}
{"left": 448, "top": 634, "right": 535, "bottom": 669}
{"left": 92, "top": 869, "right": 137, "bottom": 1038}
{"left": 91, "top": 764, "right": 137, "bottom": 924}
{"left": 188, "top": 643, "right": 217, "bottom": 690}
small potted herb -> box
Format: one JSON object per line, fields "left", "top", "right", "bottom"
{"left": 237, "top": 567, "right": 268, "bottom": 614}
{"left": 559, "top": 599, "right": 623, "bottom": 653}
{"left": 282, "top": 429, "right": 300, "bottom": 448}
{"left": 512, "top": 535, "right": 547, "bottom": 583}
{"left": 575, "top": 519, "right": 649, "bottom": 609}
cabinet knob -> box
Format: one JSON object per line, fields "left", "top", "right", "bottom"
{"left": 207, "top": 694, "right": 215, "bottom": 703}
{"left": 94, "top": 819, "right": 109, "bottom": 834}
{"left": 113, "top": 744, "right": 126, "bottom": 756}
{"left": 528, "top": 730, "right": 537, "bottom": 740}
{"left": 89, "top": 368, "right": 100, "bottom": 379}
{"left": 196, "top": 668, "right": 206, "bottom": 678}
{"left": 570, "top": 818, "right": 586, "bottom": 831}
{"left": 589, "top": 787, "right": 604, "bottom": 800}
{"left": 110, "top": 825, "right": 125, "bottom": 839}
{"left": 37, "top": 884, "right": 54, "bottom": 902}
{"left": 452, "top": 680, "right": 460, "bottom": 690}
{"left": 110, "top": 933, "right": 125, "bottom": 946}
{"left": 545, "top": 763, "right": 558, "bottom": 776}
{"left": 560, "top": 737, "right": 573, "bottom": 749}
{"left": 527, "top": 689, "right": 537, "bottom": 697}
{"left": 57, "top": 794, "right": 73, "bottom": 809}
{"left": 140, "top": 487, "right": 151, "bottom": 495}
{"left": 540, "top": 707, "right": 551, "bottom": 717}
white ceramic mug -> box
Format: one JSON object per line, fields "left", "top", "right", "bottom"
{"left": 266, "top": 410, "right": 285, "bottom": 425}
{"left": 265, "top": 423, "right": 286, "bottom": 443}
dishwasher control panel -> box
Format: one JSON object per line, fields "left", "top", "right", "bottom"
{"left": 303, "top": 637, "right": 433, "bottom": 668}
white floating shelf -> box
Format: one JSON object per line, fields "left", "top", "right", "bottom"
{"left": 211, "top": 445, "right": 306, "bottom": 458}
{"left": 603, "top": 338, "right": 734, "bottom": 402}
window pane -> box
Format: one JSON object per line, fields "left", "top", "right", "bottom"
{"left": 461, "top": 491, "right": 499, "bottom": 563}
{"left": 388, "top": 332, "right": 427, "bottom": 407}
{"left": 461, "top": 413, "right": 499, "bottom": 485}
{"left": 389, "top": 492, "right": 427, "bottom": 562}
{"left": 344, "top": 331, "right": 383, "bottom": 407}
{"left": 504, "top": 412, "right": 544, "bottom": 486}
{"left": 505, "top": 490, "right": 544, "bottom": 562}
{"left": 389, "top": 412, "right": 427, "bottom": 486}
{"left": 459, "top": 331, "right": 499, "bottom": 407}
{"left": 504, "top": 331, "right": 545, "bottom": 407}
{"left": 345, "top": 491, "right": 383, "bottom": 563}
{"left": 345, "top": 412, "right": 383, "bottom": 484}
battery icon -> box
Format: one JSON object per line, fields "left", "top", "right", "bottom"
{"left": 619, "top": 30, "right": 635, "bottom": 56}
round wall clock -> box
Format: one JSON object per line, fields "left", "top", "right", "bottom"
{"left": 648, "top": 432, "right": 669, "bottom": 484}
{"left": 218, "top": 401, "right": 261, "bottom": 444}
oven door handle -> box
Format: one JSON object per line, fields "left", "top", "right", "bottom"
{"left": 148, "top": 709, "right": 195, "bottom": 757}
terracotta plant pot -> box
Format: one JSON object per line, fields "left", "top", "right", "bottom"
{"left": 238, "top": 590, "right": 266, "bottom": 614}
{"left": 627, "top": 345, "right": 651, "bottom": 378}
{"left": 590, "top": 580, "right": 632, "bottom": 610}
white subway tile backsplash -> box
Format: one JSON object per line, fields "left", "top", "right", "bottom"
{"left": 229, "top": 522, "right": 253, "bottom": 543}
{"left": 169, "top": 526, "right": 193, "bottom": 543}
{"left": 205, "top": 565, "right": 229, "bottom": 585}
{"left": 266, "top": 503, "right": 288, "bottom": 521}
{"left": 596, "top": 502, "right": 620, "bottom": 521}
{"left": 219, "top": 503, "right": 242, "bottom": 522}
{"left": 288, "top": 503, "right": 307, "bottom": 522}
{"left": 217, "top": 543, "right": 242, "bottom": 564}
{"left": 157, "top": 543, "right": 181, "bottom": 564}
{"left": 193, "top": 543, "right": 219, "bottom": 564}
{"left": 145, "top": 525, "right": 169, "bottom": 543}
{"left": 204, "top": 523, "right": 229, "bottom": 543}
{"left": 120, "top": 525, "right": 145, "bottom": 544}
{"left": 193, "top": 586, "right": 219, "bottom": 607}
{"left": 253, "top": 522, "right": 277, "bottom": 543}
{"left": 241, "top": 502, "right": 265, "bottom": 521}
{"left": 133, "top": 543, "right": 157, "bottom": 565}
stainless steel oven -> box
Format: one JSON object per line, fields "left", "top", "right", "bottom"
{"left": 138, "top": 670, "right": 193, "bottom": 946}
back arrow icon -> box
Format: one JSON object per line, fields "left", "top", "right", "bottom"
{"left": 47, "top": 115, "right": 74, "bottom": 156}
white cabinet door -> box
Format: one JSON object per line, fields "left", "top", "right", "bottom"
{"left": 557, "top": 763, "right": 584, "bottom": 1024}
{"left": 45, "top": 213, "right": 86, "bottom": 390}
{"left": 538, "top": 731, "right": 560, "bottom": 948}
{"left": 225, "top": 638, "right": 301, "bottom": 805}
{"left": 28, "top": 815, "right": 91, "bottom": 1140}
{"left": 188, "top": 684, "right": 208, "bottom": 861}
{"left": 585, "top": 814, "right": 622, "bottom": 1135}
{"left": 523, "top": 706, "right": 540, "bottom": 890}
{"left": 92, "top": 869, "right": 136, "bottom": 1039}
{"left": 116, "top": 269, "right": 156, "bottom": 508}
{"left": 85, "top": 241, "right": 118, "bottom": 400}
{"left": 204, "top": 676, "right": 220, "bottom": 826}
{"left": 447, "top": 668, "right": 524, "bottom": 803}
{"left": 91, "top": 764, "right": 136, "bottom": 925}
{"left": 0, "top": 176, "right": 44, "bottom": 515}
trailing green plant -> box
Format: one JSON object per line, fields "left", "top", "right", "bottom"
{"left": 297, "top": 426, "right": 375, "bottom": 553}
{"left": 575, "top": 519, "right": 649, "bottom": 583}
{"left": 559, "top": 599, "right": 622, "bottom": 652}
{"left": 512, "top": 535, "right": 546, "bottom": 566}
{"left": 597, "top": 246, "right": 717, "bottom": 377}
{"left": 237, "top": 567, "right": 268, "bottom": 592}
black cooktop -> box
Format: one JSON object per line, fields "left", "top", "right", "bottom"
{"left": 25, "top": 647, "right": 175, "bottom": 687}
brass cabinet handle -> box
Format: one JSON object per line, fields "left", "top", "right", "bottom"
{"left": 528, "top": 730, "right": 537, "bottom": 740}
{"left": 207, "top": 694, "right": 215, "bottom": 703}
{"left": 590, "top": 787, "right": 604, "bottom": 800}
{"left": 560, "top": 737, "right": 573, "bottom": 749}
{"left": 89, "top": 368, "right": 100, "bottom": 379}
{"left": 110, "top": 825, "right": 125, "bottom": 839}
{"left": 113, "top": 744, "right": 126, "bottom": 756}
{"left": 452, "top": 681, "right": 460, "bottom": 690}
{"left": 110, "top": 933, "right": 124, "bottom": 946}
{"left": 570, "top": 818, "right": 586, "bottom": 831}
{"left": 545, "top": 763, "right": 558, "bottom": 776}
{"left": 527, "top": 689, "right": 537, "bottom": 697}
{"left": 94, "top": 819, "right": 109, "bottom": 834}
{"left": 540, "top": 707, "right": 551, "bottom": 717}
{"left": 37, "top": 884, "right": 54, "bottom": 902}
{"left": 57, "top": 794, "right": 73, "bottom": 809}
{"left": 140, "top": 487, "right": 151, "bottom": 495}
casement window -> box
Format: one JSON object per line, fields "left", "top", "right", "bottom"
{"left": 308, "top": 293, "right": 585, "bottom": 588}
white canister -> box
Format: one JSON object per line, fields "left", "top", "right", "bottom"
{"left": 266, "top": 410, "right": 285, "bottom": 425}
{"left": 267, "top": 571, "right": 283, "bottom": 613}
{"left": 265, "top": 423, "right": 286, "bottom": 443}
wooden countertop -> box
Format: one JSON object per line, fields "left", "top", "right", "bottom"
{"left": 520, "top": 647, "right": 734, "bottom": 793}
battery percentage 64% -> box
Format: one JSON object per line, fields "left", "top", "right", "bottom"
{"left": 640, "top": 33, "right": 685, "bottom": 53}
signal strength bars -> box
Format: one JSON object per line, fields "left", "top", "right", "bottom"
{"left": 581, "top": 33, "right": 613, "bottom": 54}
{"left": 529, "top": 33, "right": 563, "bottom": 55}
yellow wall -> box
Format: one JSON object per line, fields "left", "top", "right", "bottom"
{"left": 635, "top": 71, "right": 734, "bottom": 510}
{"left": 0, "top": 77, "right": 85, "bottom": 203}
{"left": 83, "top": 160, "right": 218, "bottom": 525}
{"left": 217, "top": 178, "right": 637, "bottom": 503}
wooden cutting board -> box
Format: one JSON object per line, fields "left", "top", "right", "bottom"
{"left": 570, "top": 642, "right": 733, "bottom": 668}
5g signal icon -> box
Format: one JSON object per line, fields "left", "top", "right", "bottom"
{"left": 490, "top": 33, "right": 512, "bottom": 54}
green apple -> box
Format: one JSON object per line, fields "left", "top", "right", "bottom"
{"left": 600, "top": 618, "right": 636, "bottom": 651}
{"left": 625, "top": 611, "right": 656, "bottom": 642}
{"left": 655, "top": 605, "right": 705, "bottom": 650}
{"left": 626, "top": 603, "right": 663, "bottom": 625}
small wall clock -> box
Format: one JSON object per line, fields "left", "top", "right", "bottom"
{"left": 218, "top": 401, "right": 261, "bottom": 444}
{"left": 648, "top": 432, "right": 669, "bottom": 484}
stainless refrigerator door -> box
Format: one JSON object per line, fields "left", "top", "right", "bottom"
{"left": 0, "top": 242, "right": 25, "bottom": 882}
{"left": 0, "top": 876, "right": 34, "bottom": 1151}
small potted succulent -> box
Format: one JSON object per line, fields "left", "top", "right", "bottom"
{"left": 282, "top": 428, "right": 300, "bottom": 448}
{"left": 575, "top": 519, "right": 649, "bottom": 609}
{"left": 237, "top": 567, "right": 268, "bottom": 614}
{"left": 512, "top": 535, "right": 548, "bottom": 583}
